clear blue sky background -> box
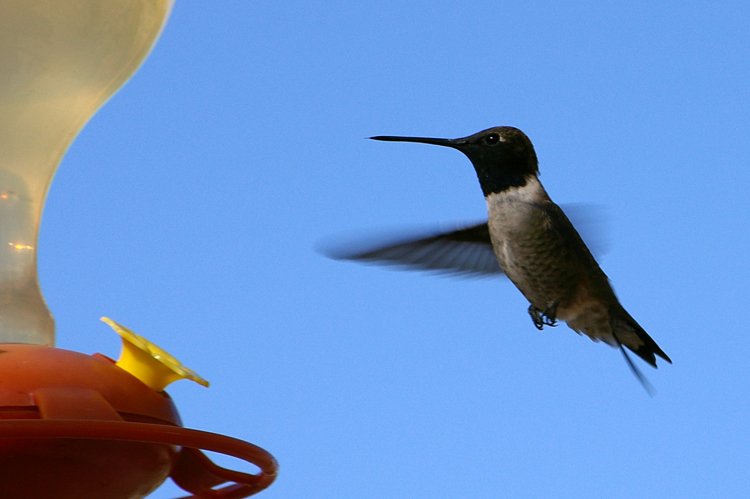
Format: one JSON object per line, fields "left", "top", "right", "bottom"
{"left": 38, "top": 1, "right": 749, "bottom": 498}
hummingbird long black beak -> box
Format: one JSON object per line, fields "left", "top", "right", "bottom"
{"left": 370, "top": 135, "right": 466, "bottom": 149}
{"left": 371, "top": 128, "right": 540, "bottom": 197}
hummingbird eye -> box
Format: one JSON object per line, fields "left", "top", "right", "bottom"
{"left": 484, "top": 133, "right": 500, "bottom": 145}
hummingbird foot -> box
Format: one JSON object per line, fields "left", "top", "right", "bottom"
{"left": 528, "top": 301, "right": 559, "bottom": 330}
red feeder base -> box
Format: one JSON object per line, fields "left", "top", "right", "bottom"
{"left": 0, "top": 344, "right": 277, "bottom": 499}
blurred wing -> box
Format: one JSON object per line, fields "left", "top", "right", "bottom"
{"left": 320, "top": 204, "right": 607, "bottom": 279}
{"left": 559, "top": 203, "right": 610, "bottom": 258}
{"left": 321, "top": 222, "right": 504, "bottom": 277}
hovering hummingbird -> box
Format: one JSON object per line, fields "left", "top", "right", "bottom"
{"left": 327, "top": 126, "right": 670, "bottom": 389}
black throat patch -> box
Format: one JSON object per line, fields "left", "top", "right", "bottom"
{"left": 474, "top": 168, "right": 530, "bottom": 197}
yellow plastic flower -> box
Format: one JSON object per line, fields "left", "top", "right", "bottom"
{"left": 102, "top": 317, "right": 209, "bottom": 391}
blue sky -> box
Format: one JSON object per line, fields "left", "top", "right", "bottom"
{"left": 38, "top": 1, "right": 750, "bottom": 498}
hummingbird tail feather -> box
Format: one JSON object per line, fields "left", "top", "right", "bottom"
{"left": 610, "top": 308, "right": 671, "bottom": 368}
{"left": 617, "top": 342, "right": 656, "bottom": 396}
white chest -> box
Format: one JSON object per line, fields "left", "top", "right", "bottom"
{"left": 485, "top": 176, "right": 548, "bottom": 234}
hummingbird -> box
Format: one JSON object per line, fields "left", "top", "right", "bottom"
{"left": 327, "top": 126, "right": 670, "bottom": 389}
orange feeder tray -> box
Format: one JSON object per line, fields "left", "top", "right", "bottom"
{"left": 0, "top": 319, "right": 277, "bottom": 499}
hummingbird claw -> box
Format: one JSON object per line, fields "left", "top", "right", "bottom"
{"left": 528, "top": 301, "right": 559, "bottom": 330}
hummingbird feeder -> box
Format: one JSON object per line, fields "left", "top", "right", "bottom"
{"left": 0, "top": 1, "right": 277, "bottom": 498}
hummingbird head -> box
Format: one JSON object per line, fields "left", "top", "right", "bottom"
{"left": 371, "top": 127, "right": 539, "bottom": 197}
